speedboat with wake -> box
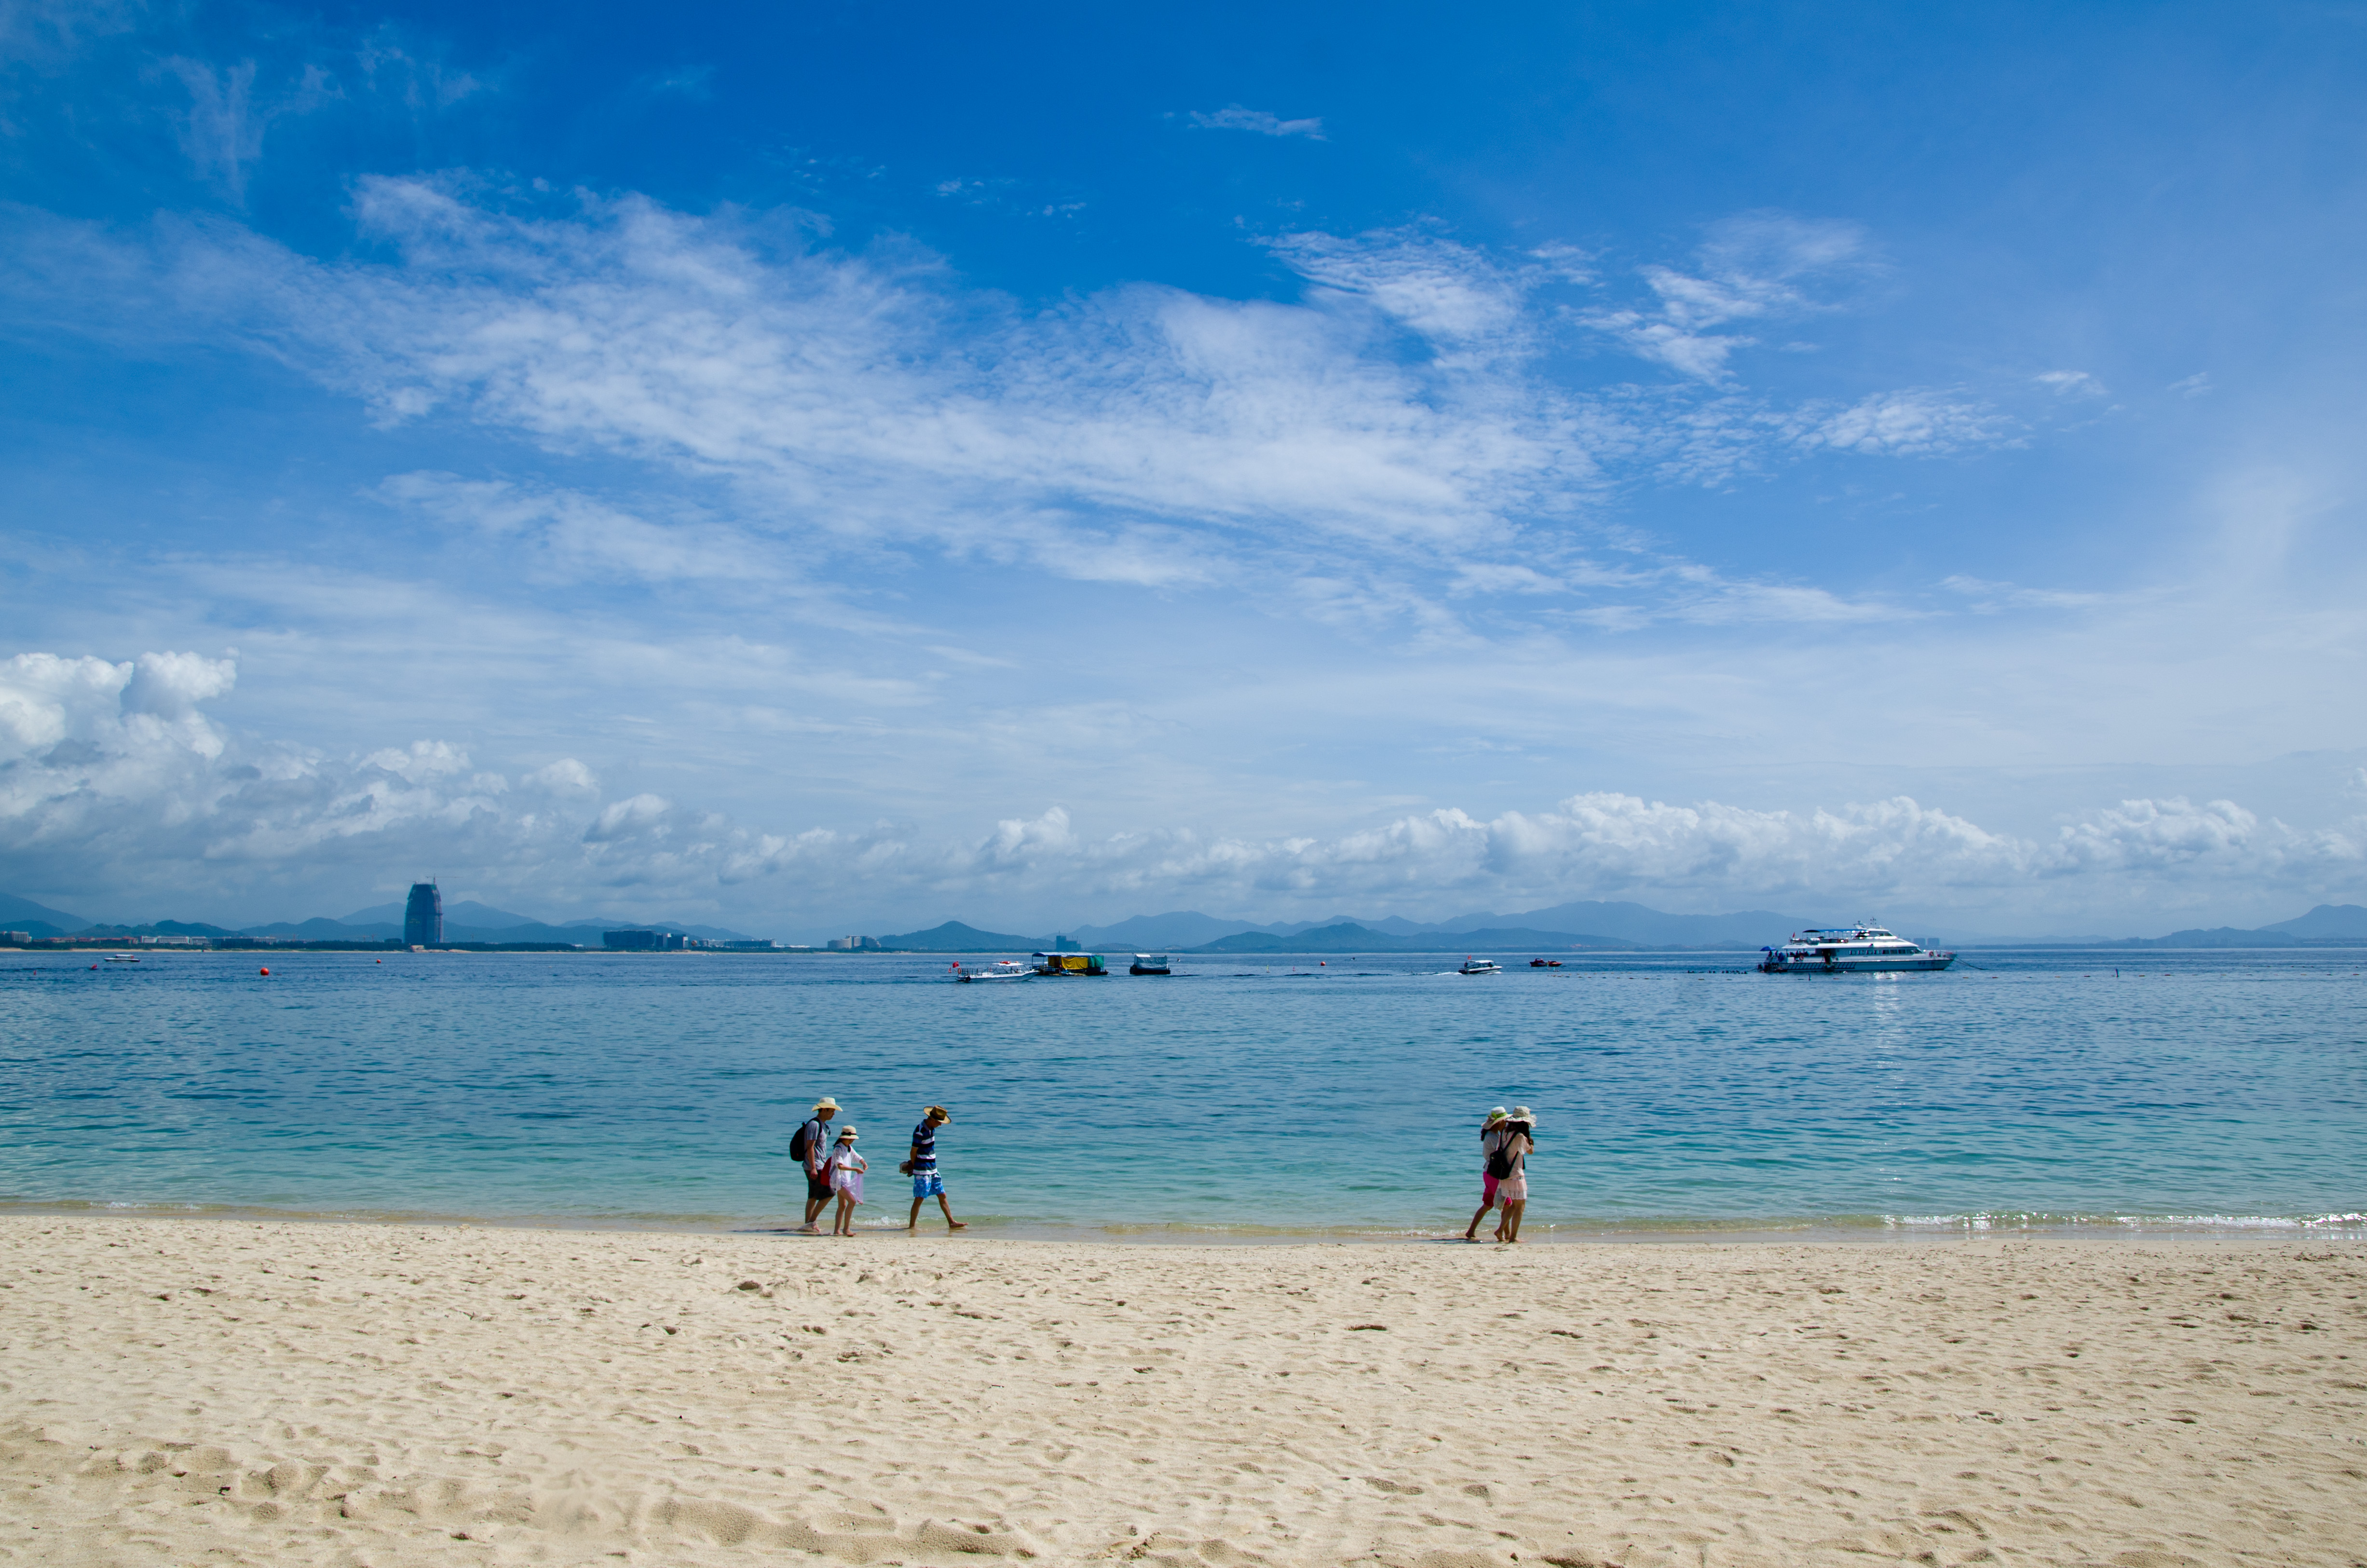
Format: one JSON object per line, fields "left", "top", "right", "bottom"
{"left": 952, "top": 960, "right": 1030, "bottom": 982}
{"left": 1458, "top": 958, "right": 1501, "bottom": 975}
{"left": 1758, "top": 926, "right": 1956, "bottom": 973}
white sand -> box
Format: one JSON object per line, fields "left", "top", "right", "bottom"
{"left": 1, "top": 1217, "right": 2361, "bottom": 1567}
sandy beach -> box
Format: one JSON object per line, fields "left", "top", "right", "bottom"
{"left": 2, "top": 1217, "right": 2361, "bottom": 1567}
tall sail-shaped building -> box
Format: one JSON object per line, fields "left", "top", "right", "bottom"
{"left": 403, "top": 881, "right": 443, "bottom": 946}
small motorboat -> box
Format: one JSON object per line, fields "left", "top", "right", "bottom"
{"left": 953, "top": 960, "right": 1030, "bottom": 982}
{"left": 1458, "top": 958, "right": 1501, "bottom": 975}
{"left": 1529, "top": 957, "right": 1546, "bottom": 967}
{"left": 1129, "top": 953, "right": 1171, "bottom": 975}
{"left": 104, "top": 954, "right": 140, "bottom": 963}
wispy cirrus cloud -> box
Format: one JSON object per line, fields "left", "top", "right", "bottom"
{"left": 0, "top": 183, "right": 2028, "bottom": 637}
{"left": 1187, "top": 105, "right": 1325, "bottom": 139}
{"left": 1942, "top": 574, "right": 2111, "bottom": 613}
{"left": 1792, "top": 388, "right": 2016, "bottom": 457}
{"left": 374, "top": 471, "right": 787, "bottom": 586}
{"left": 1582, "top": 212, "right": 1877, "bottom": 382}
{"left": 2035, "top": 369, "right": 2105, "bottom": 397}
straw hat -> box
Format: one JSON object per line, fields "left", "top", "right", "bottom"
{"left": 925, "top": 1105, "right": 951, "bottom": 1123}
{"left": 813, "top": 1097, "right": 840, "bottom": 1113}
{"left": 837, "top": 1126, "right": 858, "bottom": 1140}
{"left": 1482, "top": 1106, "right": 1509, "bottom": 1126}
{"left": 1510, "top": 1105, "right": 1537, "bottom": 1126}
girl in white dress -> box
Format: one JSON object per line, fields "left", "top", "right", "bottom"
{"left": 829, "top": 1127, "right": 868, "bottom": 1236}
{"left": 1493, "top": 1109, "right": 1534, "bottom": 1244}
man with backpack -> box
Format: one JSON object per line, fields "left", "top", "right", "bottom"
{"left": 793, "top": 1097, "right": 840, "bottom": 1233}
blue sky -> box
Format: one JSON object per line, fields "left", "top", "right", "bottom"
{"left": 2, "top": 0, "right": 2363, "bottom": 938}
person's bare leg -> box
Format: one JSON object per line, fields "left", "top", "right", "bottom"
{"left": 907, "top": 1196, "right": 924, "bottom": 1232}
{"left": 1463, "top": 1197, "right": 1494, "bottom": 1240}
{"left": 937, "top": 1194, "right": 966, "bottom": 1231}
{"left": 1499, "top": 1200, "right": 1525, "bottom": 1243}
{"left": 801, "top": 1192, "right": 826, "bottom": 1233}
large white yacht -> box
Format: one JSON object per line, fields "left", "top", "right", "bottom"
{"left": 1758, "top": 925, "right": 1956, "bottom": 973}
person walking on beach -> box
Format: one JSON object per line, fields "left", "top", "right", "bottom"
{"left": 794, "top": 1097, "right": 839, "bottom": 1234}
{"left": 1493, "top": 1107, "right": 1535, "bottom": 1244}
{"left": 906, "top": 1105, "right": 966, "bottom": 1232}
{"left": 828, "top": 1126, "right": 867, "bottom": 1236}
{"left": 1463, "top": 1107, "right": 1510, "bottom": 1241}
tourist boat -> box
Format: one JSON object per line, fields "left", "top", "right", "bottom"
{"left": 952, "top": 959, "right": 1030, "bottom": 982}
{"left": 1129, "top": 953, "right": 1171, "bottom": 975}
{"left": 1757, "top": 926, "right": 1956, "bottom": 973}
{"left": 103, "top": 954, "right": 139, "bottom": 963}
{"left": 1457, "top": 958, "right": 1501, "bottom": 975}
{"left": 1032, "top": 951, "right": 1108, "bottom": 976}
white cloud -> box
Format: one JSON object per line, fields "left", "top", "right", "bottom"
{"left": 1263, "top": 227, "right": 1558, "bottom": 353}
{"left": 2168, "top": 371, "right": 2212, "bottom": 397}
{"left": 2035, "top": 369, "right": 2105, "bottom": 396}
{"left": 1188, "top": 105, "right": 1325, "bottom": 139}
{"left": 1794, "top": 389, "right": 2016, "bottom": 456}
{"left": 162, "top": 57, "right": 264, "bottom": 197}
{"left": 1583, "top": 213, "right": 1875, "bottom": 383}
{"left": 160, "top": 56, "right": 337, "bottom": 201}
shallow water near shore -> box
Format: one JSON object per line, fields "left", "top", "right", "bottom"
{"left": 2, "top": 946, "right": 2362, "bottom": 1238}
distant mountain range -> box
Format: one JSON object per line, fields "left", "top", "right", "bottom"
{"left": 880, "top": 910, "right": 1806, "bottom": 953}
{"left": 1187, "top": 922, "right": 1645, "bottom": 954}
{"left": 1050, "top": 901, "right": 1812, "bottom": 950}
{"left": 2104, "top": 903, "right": 2367, "bottom": 947}
{"left": 8, "top": 891, "right": 2365, "bottom": 950}
{"left": 865, "top": 901, "right": 2367, "bottom": 952}
{"left": 0, "top": 892, "right": 90, "bottom": 940}
{"left": 0, "top": 892, "right": 752, "bottom": 945}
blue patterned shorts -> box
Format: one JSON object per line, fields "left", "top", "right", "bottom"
{"left": 911, "top": 1172, "right": 945, "bottom": 1198}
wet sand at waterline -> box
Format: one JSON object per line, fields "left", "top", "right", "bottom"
{"left": 3, "top": 1218, "right": 2361, "bottom": 1567}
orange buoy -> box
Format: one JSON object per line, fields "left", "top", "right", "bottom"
{"left": 259, "top": 967, "right": 270, "bottom": 975}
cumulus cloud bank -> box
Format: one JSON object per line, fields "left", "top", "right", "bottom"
{"left": 4, "top": 651, "right": 2358, "bottom": 929}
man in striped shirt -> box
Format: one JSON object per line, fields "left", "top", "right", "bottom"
{"left": 906, "top": 1105, "right": 966, "bottom": 1232}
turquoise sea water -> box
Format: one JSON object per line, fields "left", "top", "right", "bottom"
{"left": 1, "top": 948, "right": 2362, "bottom": 1239}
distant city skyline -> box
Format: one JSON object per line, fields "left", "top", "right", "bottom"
{"left": 2, "top": 1, "right": 2363, "bottom": 937}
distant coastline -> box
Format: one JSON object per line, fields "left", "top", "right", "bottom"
{"left": 5, "top": 891, "right": 2364, "bottom": 954}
